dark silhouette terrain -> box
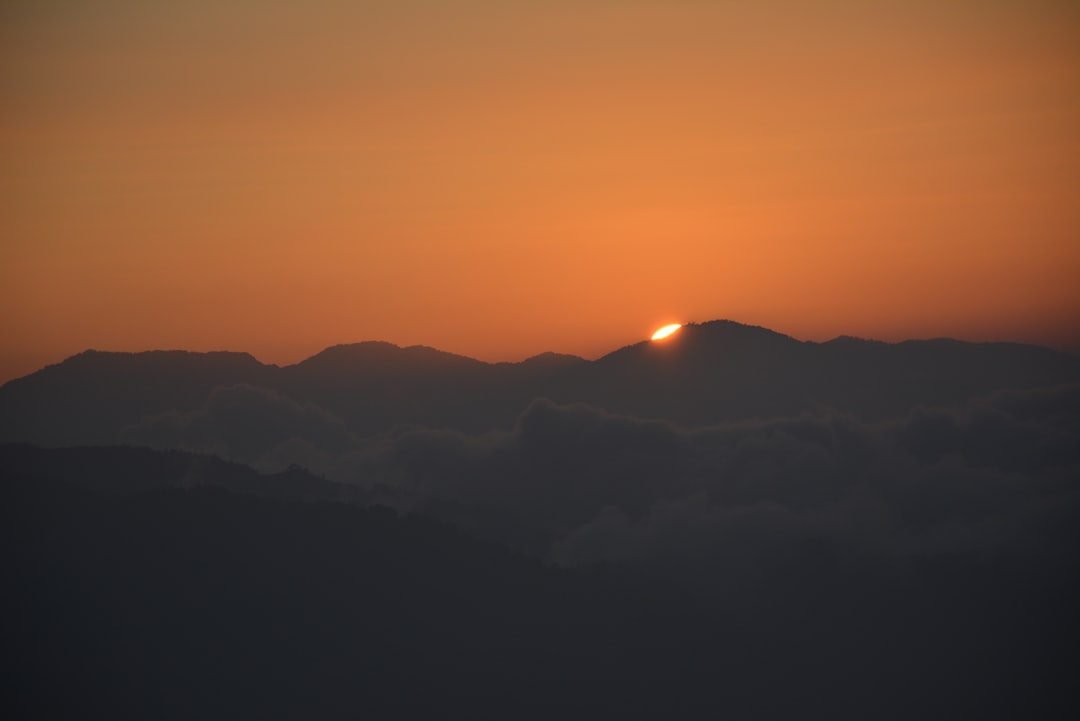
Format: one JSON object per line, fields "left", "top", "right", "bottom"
{"left": 3, "top": 447, "right": 1077, "bottom": 720}
{"left": 544, "top": 321, "right": 1080, "bottom": 422}
{"left": 0, "top": 443, "right": 368, "bottom": 504}
{"left": 0, "top": 343, "right": 585, "bottom": 447}
{"left": 3, "top": 321, "right": 1079, "bottom": 718}
{"left": 2, "top": 321, "right": 1077, "bottom": 454}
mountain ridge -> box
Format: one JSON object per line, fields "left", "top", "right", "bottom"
{"left": 2, "top": 319, "right": 1078, "bottom": 450}
{"left": 7, "top": 320, "right": 1076, "bottom": 383}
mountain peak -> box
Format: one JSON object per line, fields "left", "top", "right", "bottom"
{"left": 294, "top": 341, "right": 487, "bottom": 372}
{"left": 517, "top": 352, "right": 585, "bottom": 368}
{"left": 40, "top": 349, "right": 266, "bottom": 377}
{"left": 691, "top": 319, "right": 800, "bottom": 343}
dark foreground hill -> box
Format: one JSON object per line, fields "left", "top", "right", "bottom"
{"left": 0, "top": 443, "right": 368, "bottom": 503}
{"left": 1, "top": 321, "right": 1077, "bottom": 457}
{"left": 3, "top": 445, "right": 1078, "bottom": 720}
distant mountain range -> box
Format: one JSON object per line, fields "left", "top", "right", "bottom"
{"left": 5, "top": 322, "right": 1079, "bottom": 718}
{"left": 2, "top": 320, "right": 1077, "bottom": 450}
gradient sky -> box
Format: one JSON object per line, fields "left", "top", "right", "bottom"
{"left": 2, "top": 0, "right": 1079, "bottom": 382}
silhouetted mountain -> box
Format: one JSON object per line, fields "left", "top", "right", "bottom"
{"left": 293, "top": 341, "right": 487, "bottom": 376}
{"left": 1, "top": 321, "right": 1077, "bottom": 463}
{"left": 0, "top": 343, "right": 587, "bottom": 447}
{"left": 4, "top": 446, "right": 1078, "bottom": 720}
{"left": 543, "top": 320, "right": 1080, "bottom": 423}
{"left": 0, "top": 350, "right": 274, "bottom": 446}
{"left": 511, "top": 351, "right": 586, "bottom": 371}
{"left": 0, "top": 443, "right": 369, "bottom": 504}
{"left": 275, "top": 342, "right": 584, "bottom": 436}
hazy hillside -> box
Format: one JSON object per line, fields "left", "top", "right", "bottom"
{"left": 4, "top": 446, "right": 1077, "bottom": 720}
{"left": 0, "top": 443, "right": 369, "bottom": 504}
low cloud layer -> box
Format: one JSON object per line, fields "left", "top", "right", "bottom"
{"left": 123, "top": 384, "right": 354, "bottom": 462}
{"left": 119, "top": 381, "right": 1079, "bottom": 567}
{"left": 339, "top": 385, "right": 1080, "bottom": 567}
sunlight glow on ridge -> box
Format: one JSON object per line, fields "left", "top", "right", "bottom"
{"left": 651, "top": 324, "right": 682, "bottom": 341}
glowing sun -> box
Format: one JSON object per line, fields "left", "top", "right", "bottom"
{"left": 651, "top": 323, "right": 682, "bottom": 341}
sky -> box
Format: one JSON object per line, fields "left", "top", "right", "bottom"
{"left": 2, "top": 0, "right": 1079, "bottom": 383}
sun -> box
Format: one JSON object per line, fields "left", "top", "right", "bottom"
{"left": 651, "top": 323, "right": 682, "bottom": 341}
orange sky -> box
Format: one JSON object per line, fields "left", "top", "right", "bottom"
{"left": 2, "top": 0, "right": 1079, "bottom": 383}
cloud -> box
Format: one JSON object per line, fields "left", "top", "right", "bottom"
{"left": 122, "top": 384, "right": 353, "bottom": 464}
{"left": 334, "top": 388, "right": 1080, "bottom": 567}
{"left": 114, "top": 379, "right": 1080, "bottom": 570}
